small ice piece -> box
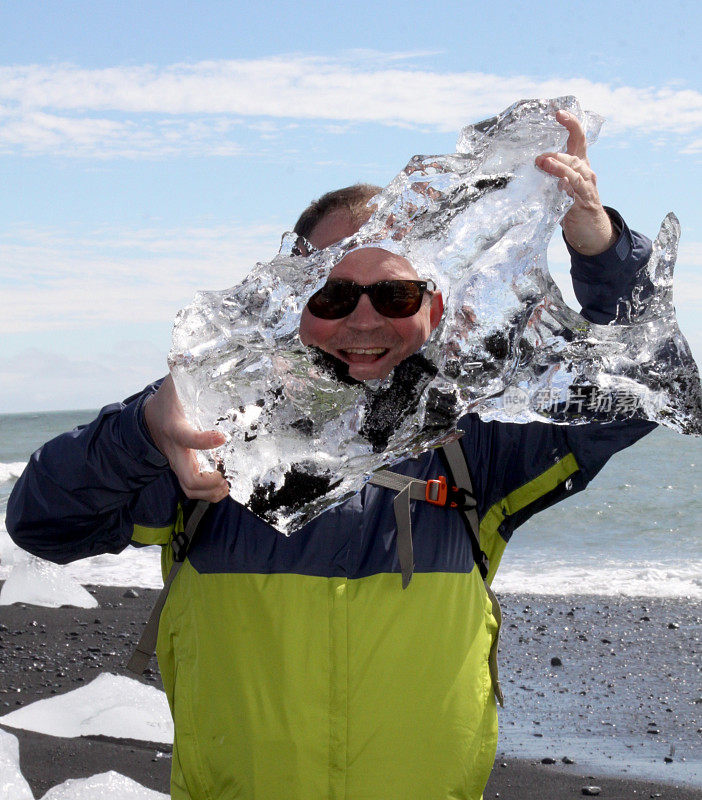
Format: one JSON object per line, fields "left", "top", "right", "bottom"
{"left": 0, "top": 557, "right": 98, "bottom": 609}
{"left": 0, "top": 673, "right": 173, "bottom": 744}
{"left": 39, "top": 771, "right": 170, "bottom": 800}
{"left": 0, "top": 728, "right": 33, "bottom": 800}
{"left": 170, "top": 96, "right": 702, "bottom": 534}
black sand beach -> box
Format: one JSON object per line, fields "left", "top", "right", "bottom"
{"left": 0, "top": 585, "right": 700, "bottom": 799}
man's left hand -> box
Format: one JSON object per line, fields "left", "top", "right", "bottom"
{"left": 535, "top": 110, "right": 617, "bottom": 256}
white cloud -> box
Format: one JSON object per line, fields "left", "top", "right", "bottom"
{"left": 1, "top": 55, "right": 701, "bottom": 157}
{"left": 3, "top": 217, "right": 702, "bottom": 337}
{"left": 0, "top": 221, "right": 284, "bottom": 332}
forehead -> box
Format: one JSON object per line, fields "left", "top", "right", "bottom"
{"left": 307, "top": 209, "right": 360, "bottom": 249}
{"left": 329, "top": 247, "right": 418, "bottom": 283}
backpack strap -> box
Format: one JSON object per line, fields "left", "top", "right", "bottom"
{"left": 364, "top": 470, "right": 441, "bottom": 588}
{"left": 368, "top": 439, "right": 489, "bottom": 588}
{"left": 127, "top": 499, "right": 211, "bottom": 674}
{"left": 369, "top": 439, "right": 504, "bottom": 706}
{"left": 439, "top": 440, "right": 490, "bottom": 581}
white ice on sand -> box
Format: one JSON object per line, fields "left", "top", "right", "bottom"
{"left": 39, "top": 771, "right": 169, "bottom": 800}
{"left": 0, "top": 673, "right": 173, "bottom": 744}
{"left": 0, "top": 557, "right": 98, "bottom": 608}
{"left": 0, "top": 728, "right": 34, "bottom": 800}
{"left": 0, "top": 735, "right": 167, "bottom": 800}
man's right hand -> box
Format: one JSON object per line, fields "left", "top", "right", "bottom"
{"left": 143, "top": 375, "right": 230, "bottom": 502}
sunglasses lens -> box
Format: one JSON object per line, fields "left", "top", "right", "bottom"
{"left": 307, "top": 281, "right": 357, "bottom": 319}
{"left": 306, "top": 280, "right": 427, "bottom": 320}
{"left": 373, "top": 281, "right": 423, "bottom": 318}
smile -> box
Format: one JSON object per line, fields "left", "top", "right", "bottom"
{"left": 339, "top": 347, "right": 389, "bottom": 363}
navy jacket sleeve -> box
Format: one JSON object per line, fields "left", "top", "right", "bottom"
{"left": 6, "top": 380, "right": 180, "bottom": 564}
{"left": 463, "top": 209, "right": 656, "bottom": 540}
{"left": 567, "top": 206, "right": 651, "bottom": 325}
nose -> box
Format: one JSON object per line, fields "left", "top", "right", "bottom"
{"left": 344, "top": 292, "right": 386, "bottom": 330}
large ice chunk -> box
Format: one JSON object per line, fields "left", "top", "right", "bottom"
{"left": 0, "top": 557, "right": 98, "bottom": 608}
{"left": 0, "top": 673, "right": 173, "bottom": 744}
{"left": 170, "top": 96, "right": 702, "bottom": 533}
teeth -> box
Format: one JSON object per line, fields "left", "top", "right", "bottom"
{"left": 344, "top": 348, "right": 386, "bottom": 355}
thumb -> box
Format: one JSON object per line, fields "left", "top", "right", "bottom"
{"left": 175, "top": 424, "right": 226, "bottom": 452}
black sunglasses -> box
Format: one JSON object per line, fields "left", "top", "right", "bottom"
{"left": 306, "top": 278, "right": 436, "bottom": 320}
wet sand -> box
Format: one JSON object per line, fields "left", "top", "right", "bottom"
{"left": 0, "top": 585, "right": 700, "bottom": 799}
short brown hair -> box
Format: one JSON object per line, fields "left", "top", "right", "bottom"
{"left": 293, "top": 183, "right": 382, "bottom": 241}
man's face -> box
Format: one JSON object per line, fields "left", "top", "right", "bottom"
{"left": 299, "top": 210, "right": 443, "bottom": 381}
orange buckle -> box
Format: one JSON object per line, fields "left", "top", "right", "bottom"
{"left": 425, "top": 476, "right": 448, "bottom": 506}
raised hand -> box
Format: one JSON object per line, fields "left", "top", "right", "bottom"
{"left": 143, "top": 375, "right": 229, "bottom": 502}
{"left": 535, "top": 109, "right": 617, "bottom": 256}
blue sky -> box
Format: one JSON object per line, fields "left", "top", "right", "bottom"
{"left": 1, "top": 0, "right": 701, "bottom": 411}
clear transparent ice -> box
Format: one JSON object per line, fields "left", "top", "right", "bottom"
{"left": 170, "top": 96, "right": 702, "bottom": 533}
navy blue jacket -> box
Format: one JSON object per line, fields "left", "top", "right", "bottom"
{"left": 7, "top": 209, "right": 655, "bottom": 578}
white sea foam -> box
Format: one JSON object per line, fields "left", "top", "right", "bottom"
{"left": 0, "top": 672, "right": 173, "bottom": 744}
{"left": 2, "top": 510, "right": 699, "bottom": 597}
{"left": 494, "top": 560, "right": 702, "bottom": 598}
{"left": 0, "top": 461, "right": 26, "bottom": 484}
{"left": 61, "top": 547, "right": 163, "bottom": 589}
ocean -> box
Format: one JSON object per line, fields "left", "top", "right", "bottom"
{"left": 1, "top": 409, "right": 700, "bottom": 597}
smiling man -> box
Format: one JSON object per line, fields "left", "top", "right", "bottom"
{"left": 7, "top": 111, "right": 657, "bottom": 800}
{"left": 295, "top": 185, "right": 444, "bottom": 381}
{"left": 300, "top": 244, "right": 443, "bottom": 381}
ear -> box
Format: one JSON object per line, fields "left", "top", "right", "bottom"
{"left": 429, "top": 291, "right": 444, "bottom": 330}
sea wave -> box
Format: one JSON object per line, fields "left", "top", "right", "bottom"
{"left": 2, "top": 510, "right": 699, "bottom": 596}
{"left": 493, "top": 562, "right": 702, "bottom": 599}
{"left": 0, "top": 462, "right": 26, "bottom": 484}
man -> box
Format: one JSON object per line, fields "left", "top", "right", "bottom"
{"left": 7, "top": 111, "right": 654, "bottom": 799}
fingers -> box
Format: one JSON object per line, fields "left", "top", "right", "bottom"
{"left": 172, "top": 448, "right": 230, "bottom": 502}
{"left": 173, "top": 423, "right": 226, "bottom": 452}
{"left": 535, "top": 152, "right": 594, "bottom": 181}
{"left": 555, "top": 109, "right": 587, "bottom": 158}
{"left": 537, "top": 111, "right": 614, "bottom": 256}
{"left": 147, "top": 375, "right": 230, "bottom": 502}
{"left": 534, "top": 153, "right": 599, "bottom": 207}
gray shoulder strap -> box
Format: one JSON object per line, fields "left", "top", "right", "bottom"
{"left": 367, "top": 470, "right": 434, "bottom": 589}
{"left": 441, "top": 439, "right": 502, "bottom": 703}
{"left": 368, "top": 438, "right": 482, "bottom": 590}
{"left": 442, "top": 439, "right": 482, "bottom": 555}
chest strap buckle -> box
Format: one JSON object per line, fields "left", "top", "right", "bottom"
{"left": 425, "top": 476, "right": 447, "bottom": 505}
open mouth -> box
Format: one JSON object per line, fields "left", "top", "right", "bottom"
{"left": 338, "top": 347, "right": 389, "bottom": 364}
